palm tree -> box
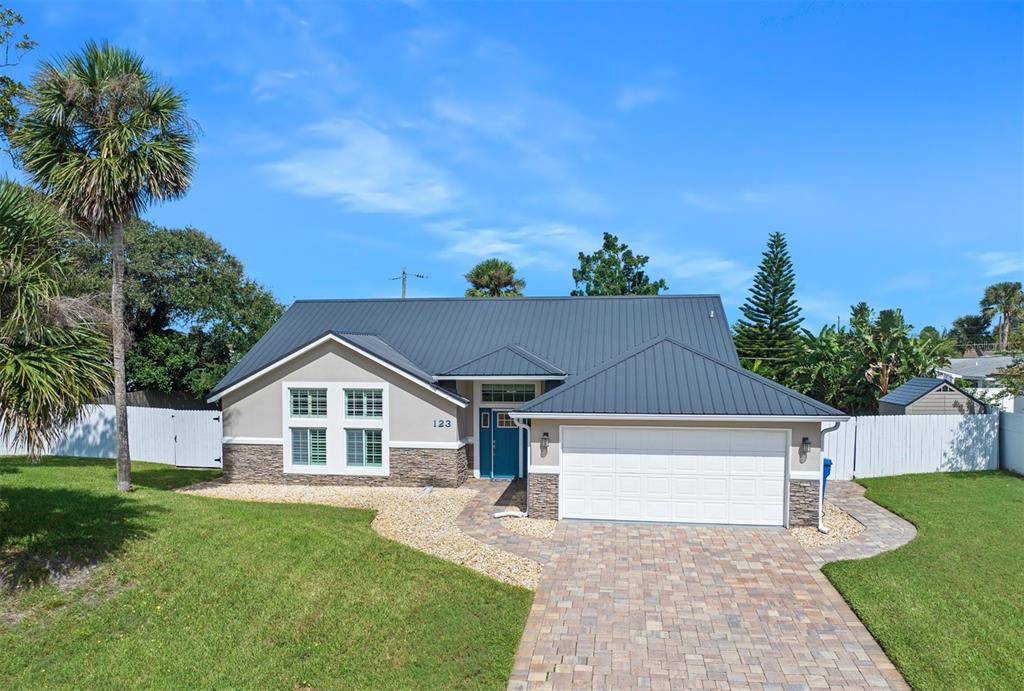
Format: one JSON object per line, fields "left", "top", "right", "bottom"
{"left": 0, "top": 181, "right": 110, "bottom": 454}
{"left": 464, "top": 258, "right": 525, "bottom": 297}
{"left": 13, "top": 41, "right": 196, "bottom": 490}
{"left": 980, "top": 281, "right": 1024, "bottom": 352}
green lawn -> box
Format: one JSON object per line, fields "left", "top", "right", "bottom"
{"left": 824, "top": 471, "right": 1024, "bottom": 690}
{"left": 0, "top": 456, "right": 532, "bottom": 690}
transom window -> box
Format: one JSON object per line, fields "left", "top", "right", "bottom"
{"left": 290, "top": 388, "right": 327, "bottom": 417}
{"left": 291, "top": 428, "right": 327, "bottom": 465}
{"left": 481, "top": 383, "right": 536, "bottom": 403}
{"left": 346, "top": 429, "right": 383, "bottom": 467}
{"left": 345, "top": 388, "right": 383, "bottom": 418}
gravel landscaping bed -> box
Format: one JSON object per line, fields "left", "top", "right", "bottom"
{"left": 790, "top": 501, "right": 865, "bottom": 548}
{"left": 180, "top": 482, "right": 542, "bottom": 589}
{"left": 499, "top": 516, "right": 557, "bottom": 540}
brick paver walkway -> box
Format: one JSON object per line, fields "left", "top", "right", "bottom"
{"left": 805, "top": 481, "right": 917, "bottom": 566}
{"left": 459, "top": 478, "right": 912, "bottom": 690}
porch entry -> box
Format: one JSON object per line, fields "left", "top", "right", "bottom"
{"left": 479, "top": 408, "right": 521, "bottom": 479}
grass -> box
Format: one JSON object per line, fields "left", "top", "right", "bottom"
{"left": 0, "top": 456, "right": 532, "bottom": 690}
{"left": 823, "top": 471, "right": 1024, "bottom": 690}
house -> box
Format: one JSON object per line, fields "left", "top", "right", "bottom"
{"left": 878, "top": 377, "right": 987, "bottom": 415}
{"left": 937, "top": 355, "right": 1021, "bottom": 413}
{"left": 937, "top": 355, "right": 1013, "bottom": 386}
{"left": 207, "top": 295, "right": 847, "bottom": 527}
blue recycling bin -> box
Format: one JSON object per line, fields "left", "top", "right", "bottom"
{"left": 822, "top": 457, "right": 833, "bottom": 500}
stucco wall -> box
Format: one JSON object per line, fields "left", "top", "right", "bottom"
{"left": 221, "top": 340, "right": 461, "bottom": 443}
{"left": 528, "top": 418, "right": 822, "bottom": 474}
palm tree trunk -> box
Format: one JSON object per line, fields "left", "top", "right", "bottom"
{"left": 111, "top": 222, "right": 132, "bottom": 491}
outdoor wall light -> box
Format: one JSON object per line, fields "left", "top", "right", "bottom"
{"left": 800, "top": 436, "right": 811, "bottom": 457}
{"left": 540, "top": 432, "right": 550, "bottom": 455}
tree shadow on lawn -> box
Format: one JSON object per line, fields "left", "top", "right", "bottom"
{"left": 0, "top": 485, "right": 162, "bottom": 592}
{"left": 1, "top": 455, "right": 220, "bottom": 491}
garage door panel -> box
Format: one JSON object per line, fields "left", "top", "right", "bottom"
{"left": 674, "top": 429, "right": 730, "bottom": 453}
{"left": 560, "top": 427, "right": 788, "bottom": 527}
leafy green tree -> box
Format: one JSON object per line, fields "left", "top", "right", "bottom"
{"left": 980, "top": 281, "right": 1024, "bottom": 352}
{"left": 995, "top": 355, "right": 1024, "bottom": 397}
{"left": 0, "top": 6, "right": 35, "bottom": 155}
{"left": 571, "top": 232, "right": 667, "bottom": 296}
{"left": 951, "top": 313, "right": 993, "bottom": 355}
{"left": 14, "top": 42, "right": 197, "bottom": 491}
{"left": 793, "top": 304, "right": 949, "bottom": 413}
{"left": 792, "top": 325, "right": 870, "bottom": 413}
{"left": 464, "top": 258, "right": 525, "bottom": 297}
{"left": 733, "top": 232, "right": 803, "bottom": 385}
{"left": 0, "top": 181, "right": 109, "bottom": 454}
{"left": 66, "top": 221, "right": 282, "bottom": 397}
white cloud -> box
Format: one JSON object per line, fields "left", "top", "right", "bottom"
{"left": 265, "top": 120, "right": 458, "bottom": 215}
{"left": 616, "top": 85, "right": 664, "bottom": 112}
{"left": 968, "top": 251, "right": 1024, "bottom": 278}
{"left": 650, "top": 249, "right": 754, "bottom": 294}
{"left": 429, "top": 220, "right": 599, "bottom": 271}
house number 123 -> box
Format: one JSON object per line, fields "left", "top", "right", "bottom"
{"left": 432, "top": 419, "right": 452, "bottom": 428}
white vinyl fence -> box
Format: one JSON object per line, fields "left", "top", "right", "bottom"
{"left": 823, "top": 413, "right": 1001, "bottom": 480}
{"left": 0, "top": 404, "right": 222, "bottom": 468}
{"left": 1000, "top": 412, "right": 1024, "bottom": 475}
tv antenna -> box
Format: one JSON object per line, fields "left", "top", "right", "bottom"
{"left": 391, "top": 268, "right": 428, "bottom": 298}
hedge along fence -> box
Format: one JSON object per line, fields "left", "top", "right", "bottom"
{"left": 822, "top": 413, "right": 1011, "bottom": 481}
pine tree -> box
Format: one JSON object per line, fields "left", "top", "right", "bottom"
{"left": 733, "top": 232, "right": 803, "bottom": 384}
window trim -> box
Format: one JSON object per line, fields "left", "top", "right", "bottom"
{"left": 291, "top": 427, "right": 327, "bottom": 465}
{"left": 345, "top": 428, "right": 383, "bottom": 467}
{"left": 289, "top": 387, "right": 328, "bottom": 418}
{"left": 282, "top": 381, "right": 389, "bottom": 477}
{"left": 344, "top": 387, "right": 384, "bottom": 419}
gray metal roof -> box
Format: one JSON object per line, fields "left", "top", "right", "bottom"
{"left": 211, "top": 295, "right": 737, "bottom": 396}
{"left": 515, "top": 337, "right": 845, "bottom": 417}
{"left": 939, "top": 356, "right": 1013, "bottom": 381}
{"left": 879, "top": 376, "right": 986, "bottom": 408}
{"left": 442, "top": 344, "right": 566, "bottom": 377}
{"left": 336, "top": 332, "right": 437, "bottom": 385}
{"left": 879, "top": 377, "right": 947, "bottom": 406}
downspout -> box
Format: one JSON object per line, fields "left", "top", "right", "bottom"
{"left": 493, "top": 417, "right": 532, "bottom": 519}
{"left": 818, "top": 421, "right": 843, "bottom": 534}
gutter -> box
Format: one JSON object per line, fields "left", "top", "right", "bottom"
{"left": 818, "top": 421, "right": 843, "bottom": 534}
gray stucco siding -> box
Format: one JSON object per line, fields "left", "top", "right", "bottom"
{"left": 527, "top": 418, "right": 822, "bottom": 474}
{"left": 221, "top": 340, "right": 461, "bottom": 443}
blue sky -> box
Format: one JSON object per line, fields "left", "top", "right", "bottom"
{"left": 9, "top": 1, "right": 1023, "bottom": 331}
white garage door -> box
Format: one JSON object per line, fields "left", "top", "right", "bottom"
{"left": 560, "top": 427, "right": 787, "bottom": 526}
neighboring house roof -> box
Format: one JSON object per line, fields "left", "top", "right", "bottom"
{"left": 938, "top": 356, "right": 1013, "bottom": 381}
{"left": 879, "top": 377, "right": 986, "bottom": 407}
{"left": 512, "top": 337, "right": 846, "bottom": 418}
{"left": 209, "top": 295, "right": 737, "bottom": 398}
{"left": 441, "top": 344, "right": 567, "bottom": 377}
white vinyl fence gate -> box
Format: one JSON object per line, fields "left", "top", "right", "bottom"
{"left": 822, "top": 413, "right": 1001, "bottom": 481}
{"left": 0, "top": 404, "right": 222, "bottom": 468}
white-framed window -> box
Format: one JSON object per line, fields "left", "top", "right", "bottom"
{"left": 496, "top": 411, "right": 516, "bottom": 428}
{"left": 481, "top": 383, "right": 536, "bottom": 403}
{"left": 282, "top": 381, "right": 389, "bottom": 476}
{"left": 290, "top": 388, "right": 327, "bottom": 417}
{"left": 346, "top": 429, "right": 383, "bottom": 467}
{"left": 345, "top": 388, "right": 383, "bottom": 418}
{"left": 291, "top": 428, "right": 327, "bottom": 465}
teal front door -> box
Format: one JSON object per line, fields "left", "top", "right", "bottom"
{"left": 479, "top": 408, "right": 519, "bottom": 479}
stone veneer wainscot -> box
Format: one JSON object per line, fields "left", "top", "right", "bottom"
{"left": 528, "top": 473, "right": 559, "bottom": 519}
{"left": 788, "top": 479, "right": 821, "bottom": 527}
{"left": 223, "top": 444, "right": 469, "bottom": 487}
